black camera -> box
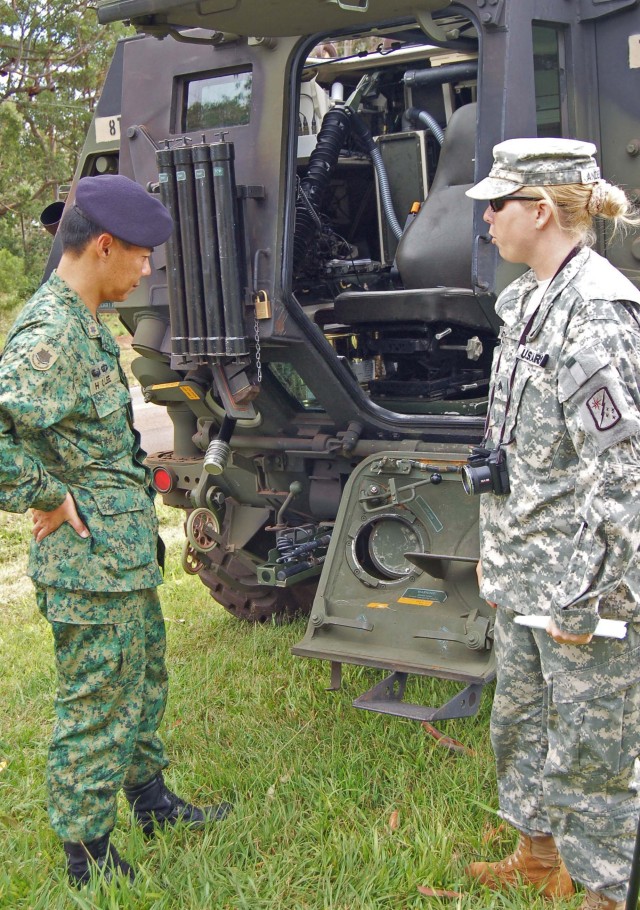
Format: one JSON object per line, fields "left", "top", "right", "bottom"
{"left": 461, "top": 446, "right": 510, "bottom": 496}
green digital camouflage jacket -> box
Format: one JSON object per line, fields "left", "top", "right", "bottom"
{"left": 0, "top": 272, "right": 162, "bottom": 602}
{"left": 479, "top": 247, "right": 640, "bottom": 636}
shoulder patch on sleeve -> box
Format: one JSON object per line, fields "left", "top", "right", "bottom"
{"left": 574, "top": 372, "right": 640, "bottom": 453}
{"left": 585, "top": 387, "right": 621, "bottom": 431}
{"left": 30, "top": 340, "right": 60, "bottom": 371}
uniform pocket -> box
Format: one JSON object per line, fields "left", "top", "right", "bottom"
{"left": 89, "top": 487, "right": 152, "bottom": 517}
{"left": 551, "top": 642, "right": 640, "bottom": 779}
{"left": 90, "top": 380, "right": 130, "bottom": 419}
{"left": 552, "top": 642, "right": 640, "bottom": 703}
{"left": 52, "top": 621, "right": 125, "bottom": 703}
{"left": 85, "top": 488, "right": 158, "bottom": 569}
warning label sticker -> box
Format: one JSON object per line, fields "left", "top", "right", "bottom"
{"left": 399, "top": 587, "right": 447, "bottom": 607}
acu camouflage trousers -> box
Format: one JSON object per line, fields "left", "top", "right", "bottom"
{"left": 492, "top": 606, "right": 640, "bottom": 901}
{"left": 37, "top": 586, "right": 169, "bottom": 843}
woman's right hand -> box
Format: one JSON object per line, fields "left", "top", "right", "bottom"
{"left": 476, "top": 560, "right": 497, "bottom": 609}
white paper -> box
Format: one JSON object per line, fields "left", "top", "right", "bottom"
{"left": 514, "top": 614, "right": 627, "bottom": 639}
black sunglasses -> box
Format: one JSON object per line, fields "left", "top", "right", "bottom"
{"left": 489, "top": 195, "right": 540, "bottom": 212}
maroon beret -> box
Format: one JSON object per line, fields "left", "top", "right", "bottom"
{"left": 74, "top": 174, "right": 173, "bottom": 248}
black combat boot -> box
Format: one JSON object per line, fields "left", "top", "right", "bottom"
{"left": 63, "top": 831, "right": 135, "bottom": 887}
{"left": 124, "top": 772, "right": 232, "bottom": 835}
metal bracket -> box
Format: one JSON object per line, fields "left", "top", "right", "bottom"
{"left": 404, "top": 552, "right": 476, "bottom": 579}
{"left": 579, "top": 0, "right": 639, "bottom": 21}
{"left": 310, "top": 612, "right": 374, "bottom": 632}
{"left": 352, "top": 671, "right": 486, "bottom": 721}
{"left": 328, "top": 661, "right": 342, "bottom": 691}
{"left": 191, "top": 471, "right": 221, "bottom": 510}
{"left": 472, "top": 0, "right": 506, "bottom": 30}
{"left": 414, "top": 610, "right": 493, "bottom": 651}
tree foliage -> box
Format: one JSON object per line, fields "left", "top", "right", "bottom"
{"left": 0, "top": 1, "right": 129, "bottom": 306}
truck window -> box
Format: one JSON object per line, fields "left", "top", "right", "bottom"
{"left": 533, "top": 24, "right": 565, "bottom": 137}
{"left": 268, "top": 363, "right": 322, "bottom": 410}
{"left": 183, "top": 68, "right": 253, "bottom": 132}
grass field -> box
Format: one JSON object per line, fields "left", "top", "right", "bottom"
{"left": 0, "top": 504, "right": 588, "bottom": 910}
{"left": 0, "top": 305, "right": 585, "bottom": 909}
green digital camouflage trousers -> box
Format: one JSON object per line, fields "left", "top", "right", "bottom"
{"left": 37, "top": 585, "right": 169, "bottom": 843}
{"left": 492, "top": 606, "right": 640, "bottom": 901}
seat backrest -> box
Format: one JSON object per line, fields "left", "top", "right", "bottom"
{"left": 394, "top": 102, "right": 477, "bottom": 290}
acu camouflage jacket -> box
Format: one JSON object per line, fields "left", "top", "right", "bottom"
{"left": 479, "top": 247, "right": 640, "bottom": 636}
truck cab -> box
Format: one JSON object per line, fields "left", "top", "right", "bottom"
{"left": 58, "top": 0, "right": 640, "bottom": 718}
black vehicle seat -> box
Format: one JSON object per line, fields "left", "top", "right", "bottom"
{"left": 395, "top": 100, "right": 476, "bottom": 290}
{"left": 334, "top": 102, "right": 484, "bottom": 328}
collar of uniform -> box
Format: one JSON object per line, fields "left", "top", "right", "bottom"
{"left": 494, "top": 271, "right": 538, "bottom": 327}
{"left": 48, "top": 270, "right": 85, "bottom": 310}
{"left": 494, "top": 247, "right": 590, "bottom": 335}
{"left": 526, "top": 246, "right": 590, "bottom": 341}
{"left": 49, "top": 270, "right": 105, "bottom": 342}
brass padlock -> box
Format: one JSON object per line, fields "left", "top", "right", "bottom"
{"left": 254, "top": 289, "right": 272, "bottom": 320}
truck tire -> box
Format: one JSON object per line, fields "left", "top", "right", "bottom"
{"left": 197, "top": 556, "right": 316, "bottom": 623}
{"left": 190, "top": 506, "right": 317, "bottom": 623}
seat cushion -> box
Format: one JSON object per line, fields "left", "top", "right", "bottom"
{"left": 333, "top": 287, "right": 495, "bottom": 330}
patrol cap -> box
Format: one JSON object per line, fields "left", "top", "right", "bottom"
{"left": 74, "top": 174, "right": 173, "bottom": 248}
{"left": 466, "top": 137, "right": 601, "bottom": 200}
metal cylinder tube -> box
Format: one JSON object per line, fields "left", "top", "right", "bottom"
{"left": 40, "top": 200, "right": 65, "bottom": 236}
{"left": 403, "top": 61, "right": 478, "bottom": 88}
{"left": 174, "top": 145, "right": 207, "bottom": 357}
{"left": 156, "top": 148, "right": 189, "bottom": 355}
{"left": 192, "top": 144, "right": 226, "bottom": 357}
{"left": 210, "top": 142, "right": 248, "bottom": 358}
{"left": 203, "top": 415, "right": 236, "bottom": 475}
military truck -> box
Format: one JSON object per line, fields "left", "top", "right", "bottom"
{"left": 47, "top": 0, "right": 640, "bottom": 721}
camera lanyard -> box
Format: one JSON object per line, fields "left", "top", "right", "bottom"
{"left": 484, "top": 307, "right": 540, "bottom": 448}
{"left": 484, "top": 246, "right": 579, "bottom": 448}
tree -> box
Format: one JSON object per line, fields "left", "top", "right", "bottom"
{"left": 0, "top": 1, "right": 129, "bottom": 300}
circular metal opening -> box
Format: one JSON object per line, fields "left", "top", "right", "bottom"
{"left": 353, "top": 514, "right": 426, "bottom": 581}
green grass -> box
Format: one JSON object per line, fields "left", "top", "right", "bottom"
{"left": 0, "top": 297, "right": 22, "bottom": 350}
{"left": 0, "top": 505, "right": 584, "bottom": 910}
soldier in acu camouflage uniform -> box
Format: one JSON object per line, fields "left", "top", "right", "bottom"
{"left": 0, "top": 175, "right": 230, "bottom": 887}
{"left": 461, "top": 139, "right": 640, "bottom": 910}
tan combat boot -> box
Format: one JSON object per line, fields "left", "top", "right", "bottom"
{"left": 465, "top": 834, "right": 575, "bottom": 899}
{"left": 580, "top": 888, "right": 625, "bottom": 910}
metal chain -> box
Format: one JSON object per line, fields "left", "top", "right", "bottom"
{"left": 254, "top": 313, "right": 262, "bottom": 384}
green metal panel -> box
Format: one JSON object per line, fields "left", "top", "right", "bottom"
{"left": 97, "top": 0, "right": 451, "bottom": 35}
{"left": 293, "top": 448, "right": 495, "bottom": 691}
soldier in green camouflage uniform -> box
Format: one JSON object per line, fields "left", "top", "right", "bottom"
{"left": 0, "top": 175, "right": 229, "bottom": 886}
{"left": 463, "top": 140, "right": 640, "bottom": 910}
